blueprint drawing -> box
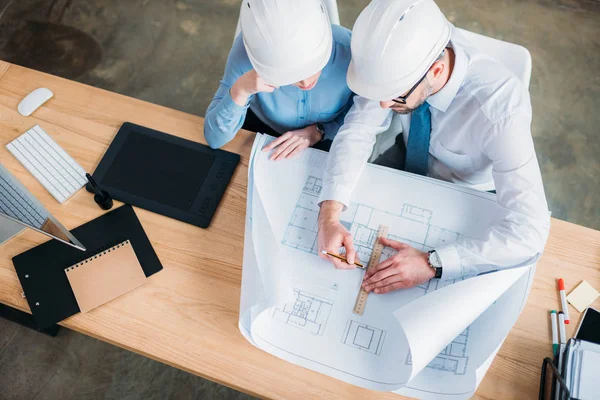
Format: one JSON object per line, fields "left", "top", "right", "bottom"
{"left": 240, "top": 134, "right": 536, "bottom": 399}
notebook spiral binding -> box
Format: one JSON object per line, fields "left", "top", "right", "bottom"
{"left": 64, "top": 240, "right": 131, "bottom": 272}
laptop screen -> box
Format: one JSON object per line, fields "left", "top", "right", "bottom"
{"left": 0, "top": 163, "right": 86, "bottom": 251}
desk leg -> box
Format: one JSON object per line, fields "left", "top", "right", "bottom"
{"left": 0, "top": 304, "right": 60, "bottom": 337}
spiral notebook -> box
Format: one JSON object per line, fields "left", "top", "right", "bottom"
{"left": 64, "top": 240, "right": 146, "bottom": 313}
{"left": 13, "top": 205, "right": 163, "bottom": 329}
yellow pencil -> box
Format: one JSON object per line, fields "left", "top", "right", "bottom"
{"left": 321, "top": 250, "right": 365, "bottom": 269}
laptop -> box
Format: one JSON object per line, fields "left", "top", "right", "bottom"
{"left": 0, "top": 215, "right": 24, "bottom": 244}
{"left": 0, "top": 163, "right": 86, "bottom": 251}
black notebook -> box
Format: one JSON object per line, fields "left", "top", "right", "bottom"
{"left": 12, "top": 205, "right": 162, "bottom": 329}
{"left": 91, "top": 122, "right": 240, "bottom": 228}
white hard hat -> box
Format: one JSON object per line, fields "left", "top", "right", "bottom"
{"left": 347, "top": 0, "right": 451, "bottom": 101}
{"left": 240, "top": 0, "right": 333, "bottom": 87}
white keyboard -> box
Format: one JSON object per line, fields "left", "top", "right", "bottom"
{"left": 6, "top": 125, "right": 87, "bottom": 203}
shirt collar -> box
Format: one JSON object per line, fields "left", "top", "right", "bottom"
{"left": 427, "top": 36, "right": 468, "bottom": 113}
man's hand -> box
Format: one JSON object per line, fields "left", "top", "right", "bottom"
{"left": 230, "top": 69, "right": 278, "bottom": 106}
{"left": 262, "top": 125, "right": 323, "bottom": 161}
{"left": 317, "top": 201, "right": 358, "bottom": 269}
{"left": 362, "top": 237, "right": 434, "bottom": 294}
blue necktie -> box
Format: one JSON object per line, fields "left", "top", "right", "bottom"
{"left": 404, "top": 102, "right": 431, "bottom": 176}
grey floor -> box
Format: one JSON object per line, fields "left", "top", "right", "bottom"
{"left": 0, "top": 0, "right": 599, "bottom": 399}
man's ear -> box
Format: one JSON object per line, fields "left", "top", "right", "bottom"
{"left": 430, "top": 60, "right": 445, "bottom": 80}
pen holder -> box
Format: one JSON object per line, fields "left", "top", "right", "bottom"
{"left": 539, "top": 357, "right": 571, "bottom": 400}
{"left": 94, "top": 192, "right": 113, "bottom": 210}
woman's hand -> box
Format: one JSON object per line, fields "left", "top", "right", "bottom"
{"left": 230, "top": 70, "right": 278, "bottom": 106}
{"left": 262, "top": 125, "right": 323, "bottom": 160}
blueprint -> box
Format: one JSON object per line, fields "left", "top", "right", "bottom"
{"left": 239, "top": 134, "right": 536, "bottom": 398}
{"left": 282, "top": 175, "right": 459, "bottom": 257}
{"left": 270, "top": 289, "right": 333, "bottom": 335}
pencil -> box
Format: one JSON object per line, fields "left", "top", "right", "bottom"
{"left": 321, "top": 250, "right": 365, "bottom": 269}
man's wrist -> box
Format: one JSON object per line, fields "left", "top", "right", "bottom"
{"left": 424, "top": 252, "right": 436, "bottom": 280}
{"left": 319, "top": 200, "right": 344, "bottom": 223}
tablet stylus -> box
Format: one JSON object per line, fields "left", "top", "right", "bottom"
{"left": 86, "top": 173, "right": 113, "bottom": 210}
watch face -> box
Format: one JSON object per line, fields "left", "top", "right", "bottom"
{"left": 429, "top": 251, "right": 442, "bottom": 268}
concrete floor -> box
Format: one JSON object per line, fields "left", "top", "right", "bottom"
{"left": 0, "top": 0, "right": 598, "bottom": 399}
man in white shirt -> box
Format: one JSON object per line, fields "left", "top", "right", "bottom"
{"left": 317, "top": 0, "right": 550, "bottom": 294}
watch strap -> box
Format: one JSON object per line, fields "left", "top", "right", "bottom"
{"left": 315, "top": 123, "right": 325, "bottom": 141}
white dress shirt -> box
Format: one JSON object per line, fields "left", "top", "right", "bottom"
{"left": 319, "top": 28, "right": 551, "bottom": 280}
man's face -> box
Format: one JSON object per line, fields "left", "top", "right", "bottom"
{"left": 294, "top": 71, "right": 323, "bottom": 90}
{"left": 379, "top": 77, "right": 433, "bottom": 114}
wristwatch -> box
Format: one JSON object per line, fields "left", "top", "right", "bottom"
{"left": 428, "top": 250, "right": 443, "bottom": 279}
{"left": 315, "top": 123, "right": 325, "bottom": 141}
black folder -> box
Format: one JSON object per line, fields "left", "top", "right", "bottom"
{"left": 12, "top": 205, "right": 163, "bottom": 329}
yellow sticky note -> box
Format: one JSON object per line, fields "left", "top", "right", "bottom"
{"left": 567, "top": 281, "right": 600, "bottom": 313}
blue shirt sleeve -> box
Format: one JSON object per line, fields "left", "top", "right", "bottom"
{"left": 204, "top": 34, "right": 253, "bottom": 149}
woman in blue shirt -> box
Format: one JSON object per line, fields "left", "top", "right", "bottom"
{"left": 204, "top": 0, "right": 354, "bottom": 160}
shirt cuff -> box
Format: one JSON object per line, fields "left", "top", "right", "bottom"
{"left": 435, "top": 244, "right": 462, "bottom": 280}
{"left": 222, "top": 90, "right": 249, "bottom": 116}
{"left": 318, "top": 183, "right": 352, "bottom": 211}
{"left": 321, "top": 120, "right": 338, "bottom": 141}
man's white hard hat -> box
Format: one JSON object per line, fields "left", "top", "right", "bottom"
{"left": 347, "top": 0, "right": 452, "bottom": 101}
{"left": 240, "top": 0, "right": 333, "bottom": 87}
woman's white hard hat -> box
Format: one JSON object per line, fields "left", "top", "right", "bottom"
{"left": 240, "top": 0, "right": 333, "bottom": 87}
{"left": 347, "top": 0, "right": 452, "bottom": 101}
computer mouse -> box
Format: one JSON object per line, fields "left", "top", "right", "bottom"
{"left": 18, "top": 88, "right": 54, "bottom": 116}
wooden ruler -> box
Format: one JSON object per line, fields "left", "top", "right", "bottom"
{"left": 353, "top": 224, "right": 388, "bottom": 316}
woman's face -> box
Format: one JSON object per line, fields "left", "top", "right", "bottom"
{"left": 293, "top": 71, "right": 322, "bottom": 90}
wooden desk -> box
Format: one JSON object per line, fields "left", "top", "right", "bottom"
{"left": 0, "top": 61, "right": 598, "bottom": 400}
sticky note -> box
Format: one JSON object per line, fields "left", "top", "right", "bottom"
{"left": 567, "top": 281, "right": 600, "bottom": 313}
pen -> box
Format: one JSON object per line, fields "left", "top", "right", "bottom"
{"left": 86, "top": 173, "right": 113, "bottom": 210}
{"left": 555, "top": 341, "right": 566, "bottom": 400}
{"left": 321, "top": 250, "right": 365, "bottom": 269}
{"left": 86, "top": 173, "right": 102, "bottom": 195}
{"left": 550, "top": 310, "right": 558, "bottom": 356}
{"left": 557, "top": 278, "right": 570, "bottom": 324}
{"left": 558, "top": 311, "right": 566, "bottom": 344}
{"left": 556, "top": 312, "right": 567, "bottom": 400}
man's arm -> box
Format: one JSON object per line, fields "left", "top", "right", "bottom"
{"left": 435, "top": 111, "right": 551, "bottom": 279}
{"left": 362, "top": 109, "right": 550, "bottom": 294}
{"left": 317, "top": 96, "right": 392, "bottom": 267}
{"left": 320, "top": 93, "right": 355, "bottom": 141}
{"left": 318, "top": 96, "right": 392, "bottom": 206}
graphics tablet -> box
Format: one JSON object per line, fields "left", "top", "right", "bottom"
{"left": 92, "top": 122, "right": 239, "bottom": 228}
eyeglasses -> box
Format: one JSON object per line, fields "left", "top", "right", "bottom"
{"left": 392, "top": 72, "right": 428, "bottom": 105}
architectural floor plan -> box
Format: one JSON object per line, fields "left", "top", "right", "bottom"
{"left": 281, "top": 176, "right": 472, "bottom": 374}
{"left": 282, "top": 176, "right": 461, "bottom": 259}
{"left": 406, "top": 328, "right": 470, "bottom": 375}
{"left": 270, "top": 290, "right": 333, "bottom": 336}
{"left": 242, "top": 134, "right": 535, "bottom": 397}
{"left": 341, "top": 320, "right": 387, "bottom": 356}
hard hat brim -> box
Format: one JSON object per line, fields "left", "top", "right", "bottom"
{"left": 248, "top": 37, "right": 332, "bottom": 87}
{"left": 347, "top": 21, "right": 452, "bottom": 101}
{"left": 347, "top": 60, "right": 425, "bottom": 101}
